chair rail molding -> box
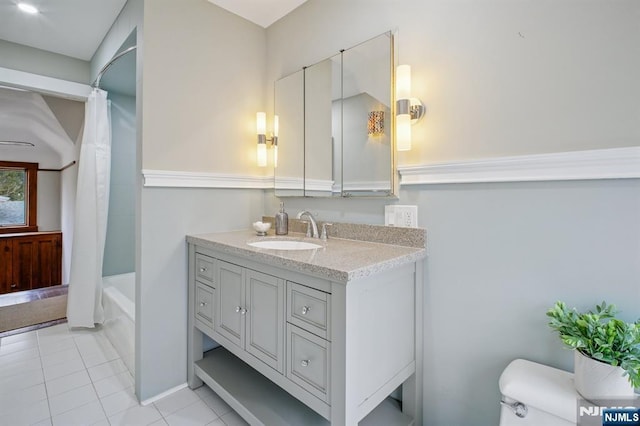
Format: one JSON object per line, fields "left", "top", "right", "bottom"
{"left": 398, "top": 147, "right": 640, "bottom": 185}
{"left": 142, "top": 169, "right": 273, "bottom": 189}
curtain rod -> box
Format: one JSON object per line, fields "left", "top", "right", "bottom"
{"left": 39, "top": 161, "right": 76, "bottom": 172}
{"left": 92, "top": 45, "right": 137, "bottom": 89}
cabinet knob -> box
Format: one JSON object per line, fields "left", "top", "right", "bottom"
{"left": 240, "top": 308, "right": 247, "bottom": 315}
{"left": 300, "top": 359, "right": 310, "bottom": 367}
{"left": 199, "top": 301, "right": 207, "bottom": 307}
{"left": 199, "top": 267, "right": 207, "bottom": 273}
{"left": 301, "top": 306, "right": 310, "bottom": 315}
{"left": 10, "top": 284, "right": 17, "bottom": 289}
{"left": 235, "top": 306, "right": 242, "bottom": 313}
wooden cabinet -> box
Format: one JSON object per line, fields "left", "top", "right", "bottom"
{"left": 188, "top": 243, "right": 422, "bottom": 426}
{"left": 0, "top": 239, "right": 12, "bottom": 294}
{"left": 0, "top": 232, "right": 62, "bottom": 294}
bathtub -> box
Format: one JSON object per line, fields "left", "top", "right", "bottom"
{"left": 103, "top": 272, "right": 135, "bottom": 376}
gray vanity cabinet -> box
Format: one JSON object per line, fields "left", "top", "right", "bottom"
{"left": 187, "top": 234, "right": 423, "bottom": 426}
{"left": 215, "top": 259, "right": 285, "bottom": 373}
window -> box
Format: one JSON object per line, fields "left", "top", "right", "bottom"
{"left": 0, "top": 161, "right": 38, "bottom": 234}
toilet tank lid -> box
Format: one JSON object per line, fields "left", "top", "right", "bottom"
{"left": 499, "top": 359, "right": 578, "bottom": 423}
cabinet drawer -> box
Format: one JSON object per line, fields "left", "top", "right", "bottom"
{"left": 195, "top": 254, "right": 215, "bottom": 284}
{"left": 287, "top": 282, "right": 330, "bottom": 340}
{"left": 195, "top": 282, "right": 215, "bottom": 328}
{"left": 286, "top": 324, "right": 330, "bottom": 403}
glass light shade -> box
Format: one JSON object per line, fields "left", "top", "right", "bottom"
{"left": 396, "top": 65, "right": 411, "bottom": 100}
{"left": 396, "top": 113, "right": 411, "bottom": 151}
{"left": 273, "top": 145, "right": 278, "bottom": 168}
{"left": 256, "top": 112, "right": 266, "bottom": 135}
{"left": 257, "top": 142, "right": 267, "bottom": 167}
{"left": 273, "top": 115, "right": 279, "bottom": 137}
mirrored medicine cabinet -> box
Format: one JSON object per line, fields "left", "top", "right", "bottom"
{"left": 274, "top": 31, "right": 396, "bottom": 198}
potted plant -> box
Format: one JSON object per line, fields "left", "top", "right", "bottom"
{"left": 547, "top": 301, "right": 640, "bottom": 400}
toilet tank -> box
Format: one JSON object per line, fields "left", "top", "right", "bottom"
{"left": 499, "top": 359, "right": 578, "bottom": 426}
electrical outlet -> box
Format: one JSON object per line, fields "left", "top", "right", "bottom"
{"left": 384, "top": 205, "right": 418, "bottom": 228}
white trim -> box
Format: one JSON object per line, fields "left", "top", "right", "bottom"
{"left": 398, "top": 147, "right": 640, "bottom": 185}
{"left": 142, "top": 169, "right": 273, "bottom": 189}
{"left": 0, "top": 66, "right": 92, "bottom": 101}
{"left": 140, "top": 383, "right": 188, "bottom": 406}
{"left": 343, "top": 181, "right": 392, "bottom": 192}
{"left": 143, "top": 147, "right": 640, "bottom": 189}
{"left": 305, "top": 178, "right": 334, "bottom": 192}
{"left": 274, "top": 176, "right": 304, "bottom": 191}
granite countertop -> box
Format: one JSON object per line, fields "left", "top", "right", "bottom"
{"left": 187, "top": 229, "right": 427, "bottom": 282}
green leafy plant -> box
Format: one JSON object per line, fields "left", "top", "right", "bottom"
{"left": 547, "top": 301, "right": 640, "bottom": 388}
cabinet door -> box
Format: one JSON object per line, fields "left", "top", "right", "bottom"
{"left": 34, "top": 234, "right": 62, "bottom": 287}
{"left": 12, "top": 237, "right": 36, "bottom": 291}
{"left": 0, "top": 240, "right": 12, "bottom": 293}
{"left": 245, "top": 270, "right": 285, "bottom": 373}
{"left": 215, "top": 260, "right": 244, "bottom": 348}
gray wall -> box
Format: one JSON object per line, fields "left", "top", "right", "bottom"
{"left": 265, "top": 178, "right": 640, "bottom": 425}
{"left": 104, "top": 93, "right": 136, "bottom": 276}
{"left": 266, "top": 0, "right": 640, "bottom": 162}
{"left": 138, "top": 187, "right": 265, "bottom": 400}
{"left": 415, "top": 179, "right": 640, "bottom": 424}
{"left": 0, "top": 39, "right": 90, "bottom": 83}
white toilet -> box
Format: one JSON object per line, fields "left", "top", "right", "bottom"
{"left": 499, "top": 359, "right": 579, "bottom": 426}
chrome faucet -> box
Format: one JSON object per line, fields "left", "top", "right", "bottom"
{"left": 296, "top": 211, "right": 319, "bottom": 238}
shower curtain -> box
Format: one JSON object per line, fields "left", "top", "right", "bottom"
{"left": 66, "top": 88, "right": 111, "bottom": 328}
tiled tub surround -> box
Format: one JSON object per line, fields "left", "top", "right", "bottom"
{"left": 187, "top": 224, "right": 427, "bottom": 425}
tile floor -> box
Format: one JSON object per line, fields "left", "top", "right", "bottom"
{"left": 0, "top": 323, "right": 249, "bottom": 426}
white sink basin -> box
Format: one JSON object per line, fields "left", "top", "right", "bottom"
{"left": 248, "top": 240, "right": 322, "bottom": 250}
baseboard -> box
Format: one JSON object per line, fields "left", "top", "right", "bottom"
{"left": 140, "top": 382, "right": 188, "bottom": 406}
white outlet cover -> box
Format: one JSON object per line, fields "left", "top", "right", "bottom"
{"left": 385, "top": 205, "right": 418, "bottom": 228}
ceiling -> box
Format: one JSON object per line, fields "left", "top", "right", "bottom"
{"left": 0, "top": 0, "right": 305, "bottom": 65}
{"left": 0, "top": 0, "right": 127, "bottom": 61}
{"left": 207, "top": 0, "right": 307, "bottom": 28}
{"left": 0, "top": 86, "right": 78, "bottom": 168}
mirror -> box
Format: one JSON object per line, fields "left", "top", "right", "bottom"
{"left": 304, "top": 54, "right": 341, "bottom": 197}
{"left": 274, "top": 70, "right": 304, "bottom": 196}
{"left": 341, "top": 33, "right": 393, "bottom": 196}
{"left": 274, "top": 31, "right": 395, "bottom": 198}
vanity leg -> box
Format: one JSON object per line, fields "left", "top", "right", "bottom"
{"left": 187, "top": 244, "right": 203, "bottom": 389}
{"left": 187, "top": 326, "right": 203, "bottom": 389}
{"left": 403, "top": 262, "right": 424, "bottom": 424}
{"left": 330, "top": 283, "right": 359, "bottom": 426}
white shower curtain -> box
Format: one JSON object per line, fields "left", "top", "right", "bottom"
{"left": 67, "top": 88, "right": 111, "bottom": 328}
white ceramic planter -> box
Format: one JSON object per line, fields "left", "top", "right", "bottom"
{"left": 573, "top": 350, "right": 635, "bottom": 401}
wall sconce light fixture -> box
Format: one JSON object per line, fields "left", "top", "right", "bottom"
{"left": 368, "top": 111, "right": 385, "bottom": 136}
{"left": 256, "top": 112, "right": 278, "bottom": 167}
{"left": 395, "top": 64, "right": 426, "bottom": 151}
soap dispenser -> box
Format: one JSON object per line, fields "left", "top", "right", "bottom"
{"left": 275, "top": 202, "right": 288, "bottom": 235}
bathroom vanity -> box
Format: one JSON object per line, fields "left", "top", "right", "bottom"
{"left": 186, "top": 225, "right": 426, "bottom": 425}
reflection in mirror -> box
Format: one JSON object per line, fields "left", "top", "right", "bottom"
{"left": 341, "top": 32, "right": 393, "bottom": 196}
{"left": 274, "top": 70, "right": 304, "bottom": 197}
{"left": 305, "top": 54, "right": 341, "bottom": 197}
